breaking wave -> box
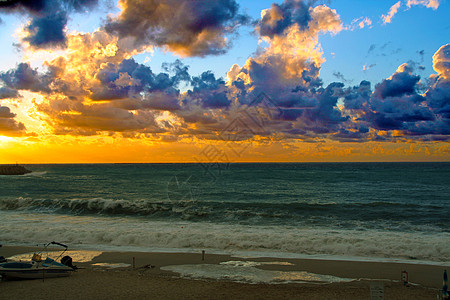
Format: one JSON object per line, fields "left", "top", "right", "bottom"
{"left": 0, "top": 211, "right": 449, "bottom": 264}
{"left": 0, "top": 196, "right": 447, "bottom": 232}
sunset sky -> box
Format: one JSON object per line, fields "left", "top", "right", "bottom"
{"left": 0, "top": 0, "right": 449, "bottom": 163}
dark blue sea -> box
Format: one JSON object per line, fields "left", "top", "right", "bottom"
{"left": 1, "top": 163, "right": 449, "bottom": 263}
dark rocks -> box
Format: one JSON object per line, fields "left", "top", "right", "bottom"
{"left": 0, "top": 165, "right": 32, "bottom": 175}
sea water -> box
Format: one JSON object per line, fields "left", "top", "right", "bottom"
{"left": 0, "top": 163, "right": 449, "bottom": 264}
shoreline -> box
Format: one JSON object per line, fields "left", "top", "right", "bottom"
{"left": 1, "top": 246, "right": 445, "bottom": 299}
{"left": 3, "top": 242, "right": 448, "bottom": 267}
{"left": 0, "top": 245, "right": 449, "bottom": 290}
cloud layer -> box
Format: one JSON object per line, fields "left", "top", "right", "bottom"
{"left": 0, "top": 105, "right": 26, "bottom": 135}
{"left": 382, "top": 0, "right": 440, "bottom": 24}
{"left": 0, "top": 0, "right": 99, "bottom": 49}
{"left": 0, "top": 0, "right": 448, "bottom": 143}
{"left": 104, "top": 0, "right": 249, "bottom": 57}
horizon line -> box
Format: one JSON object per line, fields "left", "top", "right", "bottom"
{"left": 1, "top": 161, "right": 449, "bottom": 165}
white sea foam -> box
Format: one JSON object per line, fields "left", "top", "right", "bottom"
{"left": 92, "top": 263, "right": 131, "bottom": 268}
{"left": 161, "top": 262, "right": 354, "bottom": 284}
{"left": 1, "top": 211, "right": 449, "bottom": 265}
{"left": 23, "top": 171, "right": 47, "bottom": 177}
{"left": 220, "top": 261, "right": 294, "bottom": 267}
{"left": 0, "top": 212, "right": 450, "bottom": 265}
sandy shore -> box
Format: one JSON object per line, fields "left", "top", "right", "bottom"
{"left": 0, "top": 245, "right": 446, "bottom": 299}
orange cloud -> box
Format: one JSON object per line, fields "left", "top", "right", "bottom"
{"left": 432, "top": 44, "right": 450, "bottom": 79}
{"left": 407, "top": 0, "right": 440, "bottom": 10}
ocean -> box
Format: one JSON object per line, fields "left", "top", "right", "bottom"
{"left": 1, "top": 163, "right": 449, "bottom": 264}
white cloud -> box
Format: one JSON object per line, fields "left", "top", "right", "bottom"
{"left": 381, "top": 1, "right": 402, "bottom": 24}
{"left": 407, "top": 0, "right": 440, "bottom": 9}
{"left": 381, "top": 0, "right": 440, "bottom": 25}
{"left": 347, "top": 17, "right": 372, "bottom": 30}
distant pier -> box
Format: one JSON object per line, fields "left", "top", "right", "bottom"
{"left": 0, "top": 164, "right": 32, "bottom": 175}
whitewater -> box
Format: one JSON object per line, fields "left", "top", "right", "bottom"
{"left": 1, "top": 163, "right": 449, "bottom": 264}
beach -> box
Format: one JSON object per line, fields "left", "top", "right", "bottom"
{"left": 0, "top": 245, "right": 445, "bottom": 299}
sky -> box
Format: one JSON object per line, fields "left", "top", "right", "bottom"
{"left": 0, "top": 0, "right": 449, "bottom": 163}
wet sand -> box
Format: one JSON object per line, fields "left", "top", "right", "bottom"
{"left": 0, "top": 245, "right": 446, "bottom": 299}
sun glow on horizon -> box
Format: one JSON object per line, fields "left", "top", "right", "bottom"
{"left": 0, "top": 132, "right": 448, "bottom": 164}
{"left": 0, "top": 136, "right": 16, "bottom": 143}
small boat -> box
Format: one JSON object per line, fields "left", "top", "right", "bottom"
{"left": 0, "top": 241, "right": 76, "bottom": 279}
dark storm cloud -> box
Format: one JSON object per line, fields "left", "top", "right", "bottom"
{"left": 0, "top": 105, "right": 26, "bottom": 135}
{"left": 0, "top": 62, "right": 54, "bottom": 94}
{"left": 161, "top": 60, "right": 191, "bottom": 85}
{"left": 299, "top": 82, "right": 348, "bottom": 133}
{"left": 333, "top": 126, "right": 370, "bottom": 143}
{"left": 185, "top": 71, "right": 231, "bottom": 109}
{"left": 343, "top": 61, "right": 449, "bottom": 140}
{"left": 0, "top": 105, "right": 16, "bottom": 118}
{"left": 22, "top": 12, "right": 68, "bottom": 48}
{"left": 189, "top": 71, "right": 231, "bottom": 109}
{"left": 104, "top": 0, "right": 250, "bottom": 57}
{"left": 91, "top": 57, "right": 234, "bottom": 111}
{"left": 257, "top": 0, "right": 311, "bottom": 38}
{"left": 0, "top": 0, "right": 98, "bottom": 49}
{"left": 0, "top": 86, "right": 19, "bottom": 99}
{"left": 90, "top": 58, "right": 191, "bottom": 108}
{"left": 227, "top": 63, "right": 349, "bottom": 134}
{"left": 0, "top": 0, "right": 98, "bottom": 17}
{"left": 230, "top": 57, "right": 323, "bottom": 110}
{"left": 199, "top": 90, "right": 230, "bottom": 109}
{"left": 426, "top": 80, "right": 450, "bottom": 118}
{"left": 0, "top": 0, "right": 46, "bottom": 12}
{"left": 369, "top": 68, "right": 433, "bottom": 131}
{"left": 373, "top": 69, "right": 420, "bottom": 99}
{"left": 248, "top": 82, "right": 347, "bottom": 130}
{"left": 343, "top": 80, "right": 371, "bottom": 110}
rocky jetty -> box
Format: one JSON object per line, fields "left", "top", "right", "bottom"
{"left": 0, "top": 165, "right": 32, "bottom": 175}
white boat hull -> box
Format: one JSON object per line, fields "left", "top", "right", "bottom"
{"left": 0, "top": 262, "right": 73, "bottom": 279}
{"left": 0, "top": 268, "right": 71, "bottom": 279}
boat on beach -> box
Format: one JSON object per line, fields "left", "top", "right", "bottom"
{"left": 0, "top": 242, "right": 76, "bottom": 279}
